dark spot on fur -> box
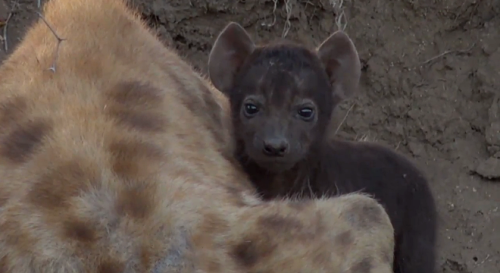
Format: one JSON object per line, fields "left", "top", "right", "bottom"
{"left": 257, "top": 214, "right": 320, "bottom": 241}
{"left": 313, "top": 250, "right": 332, "bottom": 264}
{"left": 335, "top": 230, "right": 354, "bottom": 248}
{"left": 110, "top": 109, "right": 167, "bottom": 132}
{"left": 258, "top": 215, "right": 303, "bottom": 232}
{"left": 0, "top": 119, "right": 52, "bottom": 164}
{"left": 107, "top": 81, "right": 163, "bottom": 108}
{"left": 232, "top": 240, "right": 259, "bottom": 268}
{"left": 116, "top": 185, "right": 154, "bottom": 219}
{"left": 63, "top": 219, "right": 96, "bottom": 242}
{"left": 105, "top": 81, "right": 167, "bottom": 133}
{"left": 0, "top": 192, "right": 8, "bottom": 208}
{"left": 345, "top": 201, "right": 384, "bottom": 229}
{"left": 109, "top": 140, "right": 164, "bottom": 179}
{"left": 0, "top": 96, "right": 28, "bottom": 128}
{"left": 97, "top": 259, "right": 125, "bottom": 273}
{"left": 231, "top": 234, "right": 278, "bottom": 269}
{"left": 351, "top": 257, "right": 373, "bottom": 272}
{"left": 28, "top": 160, "right": 94, "bottom": 209}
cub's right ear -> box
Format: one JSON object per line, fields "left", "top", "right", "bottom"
{"left": 208, "top": 22, "right": 255, "bottom": 94}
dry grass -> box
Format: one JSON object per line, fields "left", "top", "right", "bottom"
{"left": 330, "top": 0, "right": 348, "bottom": 31}
{"left": 334, "top": 102, "right": 355, "bottom": 136}
{"left": 356, "top": 134, "right": 373, "bottom": 142}
{"left": 263, "top": 0, "right": 349, "bottom": 38}
{"left": 263, "top": 0, "right": 293, "bottom": 37}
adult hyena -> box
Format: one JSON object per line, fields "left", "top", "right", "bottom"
{"left": 0, "top": 0, "right": 394, "bottom": 272}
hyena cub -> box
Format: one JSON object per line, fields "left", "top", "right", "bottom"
{"left": 208, "top": 22, "right": 437, "bottom": 273}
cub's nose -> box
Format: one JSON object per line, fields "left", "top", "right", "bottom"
{"left": 262, "top": 138, "right": 289, "bottom": 157}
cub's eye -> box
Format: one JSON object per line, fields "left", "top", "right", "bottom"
{"left": 298, "top": 107, "right": 315, "bottom": 120}
{"left": 243, "top": 103, "right": 259, "bottom": 117}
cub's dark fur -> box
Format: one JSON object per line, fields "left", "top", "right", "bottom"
{"left": 208, "top": 22, "right": 437, "bottom": 273}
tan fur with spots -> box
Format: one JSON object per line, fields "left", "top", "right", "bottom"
{"left": 0, "top": 0, "right": 394, "bottom": 272}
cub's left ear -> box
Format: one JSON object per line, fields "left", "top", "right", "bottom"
{"left": 316, "top": 31, "right": 361, "bottom": 102}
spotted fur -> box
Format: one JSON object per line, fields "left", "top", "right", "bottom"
{"left": 0, "top": 0, "right": 394, "bottom": 272}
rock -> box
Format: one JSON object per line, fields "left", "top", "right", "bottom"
{"left": 475, "top": 157, "right": 500, "bottom": 180}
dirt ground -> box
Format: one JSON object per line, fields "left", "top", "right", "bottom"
{"left": 1, "top": 0, "right": 499, "bottom": 272}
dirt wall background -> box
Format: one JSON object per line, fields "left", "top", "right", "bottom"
{"left": 1, "top": 0, "right": 499, "bottom": 272}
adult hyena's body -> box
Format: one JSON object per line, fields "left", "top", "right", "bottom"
{"left": 0, "top": 0, "right": 394, "bottom": 272}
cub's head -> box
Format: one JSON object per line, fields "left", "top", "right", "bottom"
{"left": 208, "top": 22, "right": 361, "bottom": 173}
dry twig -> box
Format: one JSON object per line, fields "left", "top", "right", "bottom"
{"left": 421, "top": 43, "right": 476, "bottom": 65}
{"left": 36, "top": 11, "right": 66, "bottom": 72}
{"left": 2, "top": 12, "right": 12, "bottom": 51}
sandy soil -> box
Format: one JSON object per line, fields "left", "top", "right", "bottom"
{"left": 1, "top": 0, "right": 499, "bottom": 272}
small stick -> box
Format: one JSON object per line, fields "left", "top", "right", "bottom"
{"left": 480, "top": 254, "right": 490, "bottom": 264}
{"left": 334, "top": 102, "right": 355, "bottom": 135}
{"left": 36, "top": 11, "right": 66, "bottom": 72}
{"left": 2, "top": 12, "right": 12, "bottom": 51}
{"left": 421, "top": 43, "right": 476, "bottom": 65}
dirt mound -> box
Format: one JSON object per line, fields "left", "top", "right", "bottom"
{"left": 1, "top": 0, "right": 499, "bottom": 272}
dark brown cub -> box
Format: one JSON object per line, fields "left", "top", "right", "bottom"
{"left": 208, "top": 22, "right": 437, "bottom": 273}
